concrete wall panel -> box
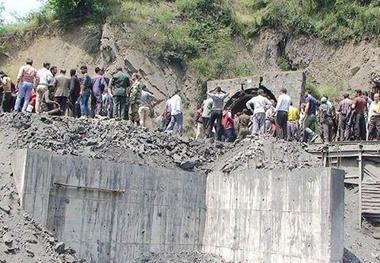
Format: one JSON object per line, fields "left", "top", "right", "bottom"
{"left": 14, "top": 149, "right": 344, "bottom": 263}
{"left": 202, "top": 168, "right": 345, "bottom": 263}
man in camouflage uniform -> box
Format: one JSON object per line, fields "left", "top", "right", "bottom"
{"left": 129, "top": 73, "right": 144, "bottom": 125}
{"left": 318, "top": 97, "right": 335, "bottom": 143}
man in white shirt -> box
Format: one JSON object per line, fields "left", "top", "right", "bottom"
{"left": 36, "top": 62, "right": 53, "bottom": 113}
{"left": 202, "top": 97, "right": 213, "bottom": 132}
{"left": 165, "top": 89, "right": 183, "bottom": 134}
{"left": 246, "top": 89, "right": 272, "bottom": 134}
{"left": 275, "top": 88, "right": 292, "bottom": 139}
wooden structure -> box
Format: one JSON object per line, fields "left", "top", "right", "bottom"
{"left": 308, "top": 142, "right": 380, "bottom": 228}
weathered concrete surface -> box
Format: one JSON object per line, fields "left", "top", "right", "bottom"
{"left": 202, "top": 168, "right": 345, "bottom": 263}
{"left": 14, "top": 149, "right": 344, "bottom": 263}
{"left": 207, "top": 71, "right": 306, "bottom": 107}
{"left": 14, "top": 149, "right": 207, "bottom": 263}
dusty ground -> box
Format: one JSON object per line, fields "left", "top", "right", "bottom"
{"left": 0, "top": 121, "right": 82, "bottom": 262}
{"left": 0, "top": 112, "right": 379, "bottom": 262}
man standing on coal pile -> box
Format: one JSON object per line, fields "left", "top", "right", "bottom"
{"left": 246, "top": 89, "right": 272, "bottom": 135}
{"left": 367, "top": 93, "right": 380, "bottom": 140}
{"left": 287, "top": 102, "right": 299, "bottom": 141}
{"left": 129, "top": 73, "right": 143, "bottom": 126}
{"left": 0, "top": 72, "right": 12, "bottom": 113}
{"left": 206, "top": 86, "right": 229, "bottom": 140}
{"left": 109, "top": 66, "right": 130, "bottom": 120}
{"left": 91, "top": 67, "right": 107, "bottom": 117}
{"left": 35, "top": 62, "right": 53, "bottom": 113}
{"left": 15, "top": 58, "right": 37, "bottom": 112}
{"left": 79, "top": 65, "right": 92, "bottom": 118}
{"left": 165, "top": 89, "right": 183, "bottom": 134}
{"left": 303, "top": 89, "right": 319, "bottom": 143}
{"left": 202, "top": 96, "right": 213, "bottom": 133}
{"left": 68, "top": 69, "right": 81, "bottom": 117}
{"left": 351, "top": 89, "right": 367, "bottom": 141}
{"left": 337, "top": 93, "right": 352, "bottom": 141}
{"left": 318, "top": 97, "right": 335, "bottom": 143}
{"left": 274, "top": 88, "right": 291, "bottom": 140}
{"left": 138, "top": 86, "right": 156, "bottom": 127}
{"left": 54, "top": 69, "right": 71, "bottom": 115}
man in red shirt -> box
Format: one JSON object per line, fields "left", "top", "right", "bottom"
{"left": 351, "top": 89, "right": 367, "bottom": 140}
{"left": 222, "top": 108, "right": 235, "bottom": 142}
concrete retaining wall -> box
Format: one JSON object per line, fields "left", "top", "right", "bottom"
{"left": 14, "top": 149, "right": 344, "bottom": 263}
{"left": 14, "top": 149, "right": 206, "bottom": 263}
{"left": 202, "top": 168, "right": 345, "bottom": 263}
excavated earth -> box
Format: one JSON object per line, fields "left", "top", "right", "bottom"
{"left": 0, "top": 112, "right": 379, "bottom": 262}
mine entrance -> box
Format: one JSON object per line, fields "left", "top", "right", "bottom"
{"left": 225, "top": 86, "right": 276, "bottom": 115}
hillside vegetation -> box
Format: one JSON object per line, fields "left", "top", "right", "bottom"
{"left": 1, "top": 0, "right": 380, "bottom": 94}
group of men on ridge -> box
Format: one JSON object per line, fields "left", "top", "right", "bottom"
{"left": 1, "top": 58, "right": 380, "bottom": 143}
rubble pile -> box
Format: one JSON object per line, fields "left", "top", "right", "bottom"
{"left": 0, "top": 113, "right": 232, "bottom": 172}
{"left": 0, "top": 157, "right": 82, "bottom": 262}
{"left": 133, "top": 251, "right": 228, "bottom": 263}
{"left": 217, "top": 135, "right": 321, "bottom": 173}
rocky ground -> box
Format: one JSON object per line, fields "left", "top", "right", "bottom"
{"left": 1, "top": 113, "right": 232, "bottom": 173}
{"left": 0, "top": 112, "right": 379, "bottom": 262}
{"left": 133, "top": 251, "right": 228, "bottom": 263}
{"left": 0, "top": 120, "right": 83, "bottom": 263}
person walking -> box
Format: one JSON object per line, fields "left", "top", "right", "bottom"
{"left": 79, "top": 66, "right": 92, "bottom": 118}
{"left": 303, "top": 90, "right": 319, "bottom": 142}
{"left": 54, "top": 69, "right": 71, "bottom": 115}
{"left": 246, "top": 89, "right": 272, "bottom": 135}
{"left": 351, "top": 89, "right": 367, "bottom": 141}
{"left": 206, "top": 86, "right": 229, "bottom": 140}
{"left": 68, "top": 69, "right": 81, "bottom": 117}
{"left": 275, "top": 88, "right": 291, "bottom": 140}
{"left": 15, "top": 58, "right": 37, "bottom": 112}
{"left": 166, "top": 89, "right": 183, "bottom": 134}
{"left": 336, "top": 93, "right": 352, "bottom": 141}
{"left": 35, "top": 62, "right": 53, "bottom": 113}
{"left": 129, "top": 73, "right": 144, "bottom": 126}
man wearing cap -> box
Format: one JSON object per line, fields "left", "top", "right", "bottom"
{"left": 54, "top": 69, "right": 71, "bottom": 115}
{"left": 109, "top": 66, "right": 130, "bottom": 120}
{"left": 15, "top": 58, "right": 37, "bottom": 112}
{"left": 36, "top": 62, "right": 53, "bottom": 113}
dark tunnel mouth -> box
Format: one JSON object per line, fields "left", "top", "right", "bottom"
{"left": 225, "top": 88, "right": 276, "bottom": 115}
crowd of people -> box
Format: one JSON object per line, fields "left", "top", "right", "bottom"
{"left": 0, "top": 59, "right": 157, "bottom": 127}
{"left": 193, "top": 87, "right": 380, "bottom": 143}
{"left": 1, "top": 58, "right": 380, "bottom": 144}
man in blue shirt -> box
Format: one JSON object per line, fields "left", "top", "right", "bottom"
{"left": 303, "top": 90, "right": 319, "bottom": 142}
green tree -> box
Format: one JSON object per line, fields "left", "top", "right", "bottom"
{"left": 47, "top": 0, "right": 118, "bottom": 22}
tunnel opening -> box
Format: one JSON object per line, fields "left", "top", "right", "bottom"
{"left": 225, "top": 86, "right": 276, "bottom": 115}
